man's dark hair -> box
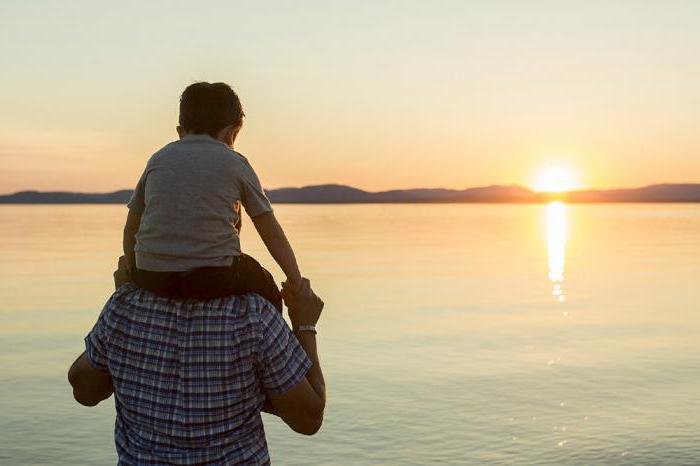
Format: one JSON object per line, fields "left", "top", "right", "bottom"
{"left": 179, "top": 82, "right": 244, "bottom": 137}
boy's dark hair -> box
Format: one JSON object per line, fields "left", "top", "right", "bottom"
{"left": 179, "top": 82, "right": 244, "bottom": 137}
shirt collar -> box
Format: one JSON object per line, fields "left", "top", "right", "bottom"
{"left": 181, "top": 134, "right": 224, "bottom": 145}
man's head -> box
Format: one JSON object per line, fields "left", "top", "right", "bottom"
{"left": 177, "top": 82, "right": 244, "bottom": 146}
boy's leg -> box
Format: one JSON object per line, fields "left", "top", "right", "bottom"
{"left": 232, "top": 254, "right": 283, "bottom": 312}
{"left": 133, "top": 268, "right": 183, "bottom": 298}
{"left": 114, "top": 255, "right": 132, "bottom": 290}
{"left": 121, "top": 252, "right": 281, "bottom": 307}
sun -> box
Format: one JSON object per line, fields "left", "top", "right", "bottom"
{"left": 532, "top": 166, "right": 580, "bottom": 193}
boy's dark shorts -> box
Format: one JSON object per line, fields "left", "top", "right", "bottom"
{"left": 133, "top": 254, "right": 283, "bottom": 312}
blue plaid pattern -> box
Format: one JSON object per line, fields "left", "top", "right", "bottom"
{"left": 85, "top": 283, "right": 312, "bottom": 465}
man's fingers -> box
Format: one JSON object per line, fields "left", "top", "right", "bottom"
{"left": 281, "top": 278, "right": 323, "bottom": 316}
{"left": 280, "top": 286, "right": 291, "bottom": 301}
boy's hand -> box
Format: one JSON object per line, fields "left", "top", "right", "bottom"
{"left": 281, "top": 277, "right": 310, "bottom": 303}
{"left": 285, "top": 276, "right": 305, "bottom": 295}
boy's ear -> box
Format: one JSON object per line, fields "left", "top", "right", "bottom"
{"left": 229, "top": 125, "right": 242, "bottom": 144}
{"left": 218, "top": 124, "right": 241, "bottom": 147}
{"left": 176, "top": 126, "right": 186, "bottom": 139}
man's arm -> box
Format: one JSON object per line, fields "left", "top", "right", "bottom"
{"left": 251, "top": 212, "right": 302, "bottom": 290}
{"left": 271, "top": 330, "right": 325, "bottom": 431}
{"left": 123, "top": 209, "right": 141, "bottom": 273}
{"left": 67, "top": 352, "right": 114, "bottom": 407}
{"left": 267, "top": 280, "right": 325, "bottom": 435}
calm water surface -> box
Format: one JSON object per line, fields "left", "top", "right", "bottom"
{"left": 1, "top": 204, "right": 699, "bottom": 465}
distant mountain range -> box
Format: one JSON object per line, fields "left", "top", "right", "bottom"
{"left": 1, "top": 183, "right": 699, "bottom": 204}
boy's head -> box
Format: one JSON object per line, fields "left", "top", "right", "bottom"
{"left": 178, "top": 82, "right": 245, "bottom": 142}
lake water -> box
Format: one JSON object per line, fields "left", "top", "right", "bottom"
{"left": 0, "top": 204, "right": 699, "bottom": 465}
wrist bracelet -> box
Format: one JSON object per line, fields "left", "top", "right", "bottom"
{"left": 294, "top": 324, "right": 317, "bottom": 334}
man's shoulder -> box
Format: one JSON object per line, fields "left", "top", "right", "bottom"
{"left": 91, "top": 284, "right": 141, "bottom": 332}
{"left": 97, "top": 287, "right": 282, "bottom": 352}
{"left": 211, "top": 293, "right": 282, "bottom": 335}
{"left": 109, "top": 285, "right": 276, "bottom": 318}
{"left": 225, "top": 293, "right": 279, "bottom": 320}
{"left": 104, "top": 283, "right": 148, "bottom": 315}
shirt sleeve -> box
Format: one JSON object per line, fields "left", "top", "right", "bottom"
{"left": 126, "top": 169, "right": 147, "bottom": 215}
{"left": 256, "top": 303, "right": 312, "bottom": 396}
{"left": 83, "top": 304, "right": 114, "bottom": 371}
{"left": 238, "top": 157, "right": 273, "bottom": 218}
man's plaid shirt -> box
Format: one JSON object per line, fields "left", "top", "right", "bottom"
{"left": 85, "top": 284, "right": 311, "bottom": 465}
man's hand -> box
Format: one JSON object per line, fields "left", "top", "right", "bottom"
{"left": 281, "top": 278, "right": 323, "bottom": 329}
{"left": 268, "top": 278, "right": 326, "bottom": 435}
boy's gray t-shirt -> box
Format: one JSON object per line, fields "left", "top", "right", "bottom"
{"left": 127, "top": 134, "right": 273, "bottom": 272}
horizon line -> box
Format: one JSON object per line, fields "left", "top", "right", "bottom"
{"left": 3, "top": 181, "right": 700, "bottom": 197}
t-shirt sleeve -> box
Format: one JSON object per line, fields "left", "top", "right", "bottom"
{"left": 126, "top": 169, "right": 147, "bottom": 215}
{"left": 83, "top": 305, "right": 113, "bottom": 372}
{"left": 256, "top": 303, "right": 312, "bottom": 396}
{"left": 238, "top": 158, "right": 273, "bottom": 218}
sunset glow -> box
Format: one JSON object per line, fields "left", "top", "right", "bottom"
{"left": 1, "top": 2, "right": 699, "bottom": 193}
{"left": 532, "top": 166, "right": 580, "bottom": 193}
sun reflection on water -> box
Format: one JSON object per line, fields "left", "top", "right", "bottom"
{"left": 546, "top": 201, "right": 568, "bottom": 303}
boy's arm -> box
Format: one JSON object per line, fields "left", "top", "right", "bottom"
{"left": 123, "top": 209, "right": 141, "bottom": 273}
{"left": 251, "top": 212, "right": 303, "bottom": 290}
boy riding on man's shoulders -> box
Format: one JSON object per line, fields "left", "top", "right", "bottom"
{"left": 120, "top": 81, "right": 317, "bottom": 308}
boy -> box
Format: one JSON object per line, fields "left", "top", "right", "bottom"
{"left": 120, "top": 82, "right": 310, "bottom": 310}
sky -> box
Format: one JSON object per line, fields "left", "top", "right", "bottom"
{"left": 1, "top": 0, "right": 698, "bottom": 193}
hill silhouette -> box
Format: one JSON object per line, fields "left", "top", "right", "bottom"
{"left": 1, "top": 184, "right": 699, "bottom": 204}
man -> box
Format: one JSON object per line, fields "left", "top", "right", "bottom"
{"left": 68, "top": 270, "right": 325, "bottom": 465}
